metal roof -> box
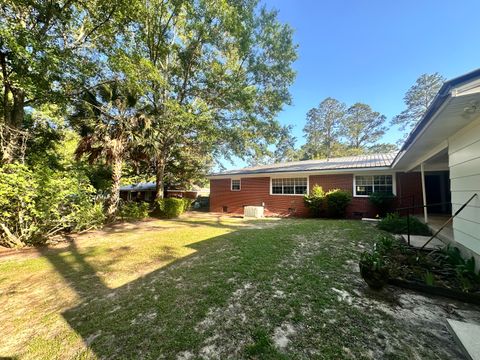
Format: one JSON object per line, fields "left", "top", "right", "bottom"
{"left": 120, "top": 182, "right": 156, "bottom": 191}
{"left": 211, "top": 152, "right": 397, "bottom": 177}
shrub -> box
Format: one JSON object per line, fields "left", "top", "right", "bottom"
{"left": 377, "top": 213, "right": 431, "bottom": 236}
{"left": 118, "top": 201, "right": 150, "bottom": 220}
{"left": 304, "top": 185, "right": 326, "bottom": 217}
{"left": 73, "top": 201, "right": 106, "bottom": 231}
{"left": 369, "top": 192, "right": 396, "bottom": 217}
{"left": 325, "top": 189, "right": 352, "bottom": 218}
{"left": 0, "top": 163, "right": 103, "bottom": 247}
{"left": 181, "top": 198, "right": 194, "bottom": 213}
{"left": 156, "top": 198, "right": 185, "bottom": 218}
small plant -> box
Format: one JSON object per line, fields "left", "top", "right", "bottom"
{"left": 423, "top": 271, "right": 435, "bottom": 286}
{"left": 377, "top": 213, "right": 431, "bottom": 236}
{"left": 118, "top": 201, "right": 150, "bottom": 220}
{"left": 369, "top": 192, "right": 396, "bottom": 217}
{"left": 359, "top": 249, "right": 389, "bottom": 289}
{"left": 376, "top": 235, "right": 395, "bottom": 253}
{"left": 325, "top": 189, "right": 352, "bottom": 218}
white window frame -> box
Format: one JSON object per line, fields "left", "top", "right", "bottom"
{"left": 270, "top": 176, "right": 309, "bottom": 196}
{"left": 353, "top": 173, "right": 396, "bottom": 197}
{"left": 231, "top": 178, "right": 241, "bottom": 191}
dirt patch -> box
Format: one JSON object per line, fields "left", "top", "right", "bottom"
{"left": 273, "top": 323, "right": 296, "bottom": 349}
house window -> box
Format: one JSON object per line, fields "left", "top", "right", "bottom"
{"left": 231, "top": 179, "right": 241, "bottom": 191}
{"left": 271, "top": 178, "right": 307, "bottom": 195}
{"left": 354, "top": 175, "right": 393, "bottom": 196}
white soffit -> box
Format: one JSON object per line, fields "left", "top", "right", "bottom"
{"left": 395, "top": 89, "right": 480, "bottom": 171}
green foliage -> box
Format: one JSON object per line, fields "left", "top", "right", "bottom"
{"left": 303, "top": 98, "right": 346, "bottom": 159}
{"left": 423, "top": 271, "right": 435, "bottom": 286}
{"left": 325, "top": 189, "right": 352, "bottom": 218}
{"left": 304, "top": 185, "right": 326, "bottom": 217}
{"left": 377, "top": 213, "right": 431, "bottom": 236}
{"left": 436, "top": 245, "right": 480, "bottom": 292}
{"left": 341, "top": 103, "right": 386, "bottom": 150}
{"left": 369, "top": 192, "right": 396, "bottom": 217}
{"left": 391, "top": 73, "right": 445, "bottom": 140}
{"left": 0, "top": 163, "right": 103, "bottom": 247}
{"left": 155, "top": 198, "right": 186, "bottom": 219}
{"left": 304, "top": 186, "right": 351, "bottom": 218}
{"left": 360, "top": 250, "right": 386, "bottom": 271}
{"left": 301, "top": 98, "right": 395, "bottom": 160}
{"left": 181, "top": 198, "right": 194, "bottom": 213}
{"left": 118, "top": 202, "right": 150, "bottom": 221}
{"left": 73, "top": 202, "right": 106, "bottom": 232}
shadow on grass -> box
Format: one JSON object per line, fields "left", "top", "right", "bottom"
{"left": 40, "top": 221, "right": 294, "bottom": 359}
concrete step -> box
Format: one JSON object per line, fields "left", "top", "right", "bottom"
{"left": 446, "top": 319, "right": 480, "bottom": 360}
{"left": 401, "top": 234, "right": 445, "bottom": 250}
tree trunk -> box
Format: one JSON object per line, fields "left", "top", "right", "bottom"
{"left": 11, "top": 90, "right": 25, "bottom": 128}
{"left": 155, "top": 157, "right": 165, "bottom": 200}
{"left": 107, "top": 155, "right": 123, "bottom": 219}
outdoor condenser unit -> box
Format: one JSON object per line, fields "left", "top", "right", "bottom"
{"left": 244, "top": 206, "right": 264, "bottom": 218}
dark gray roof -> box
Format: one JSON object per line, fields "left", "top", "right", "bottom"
{"left": 212, "top": 152, "right": 397, "bottom": 176}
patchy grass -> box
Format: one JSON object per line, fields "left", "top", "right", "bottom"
{"left": 0, "top": 214, "right": 479, "bottom": 359}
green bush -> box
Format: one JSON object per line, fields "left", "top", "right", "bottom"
{"left": 181, "top": 198, "right": 194, "bottom": 212}
{"left": 118, "top": 201, "right": 150, "bottom": 220}
{"left": 73, "top": 201, "right": 106, "bottom": 231}
{"left": 325, "top": 189, "right": 352, "bottom": 218}
{"left": 304, "top": 185, "right": 326, "bottom": 217}
{"left": 0, "top": 163, "right": 103, "bottom": 247}
{"left": 377, "top": 213, "right": 431, "bottom": 236}
{"left": 156, "top": 198, "right": 185, "bottom": 218}
{"left": 369, "top": 192, "right": 396, "bottom": 217}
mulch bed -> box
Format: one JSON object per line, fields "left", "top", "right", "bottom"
{"left": 384, "top": 241, "right": 480, "bottom": 304}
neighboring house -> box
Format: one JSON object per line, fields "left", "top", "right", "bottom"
{"left": 120, "top": 182, "right": 209, "bottom": 202}
{"left": 208, "top": 68, "right": 480, "bottom": 264}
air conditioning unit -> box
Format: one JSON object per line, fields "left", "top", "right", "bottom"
{"left": 244, "top": 206, "right": 264, "bottom": 218}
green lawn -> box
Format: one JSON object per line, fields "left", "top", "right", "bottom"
{"left": 0, "top": 215, "right": 474, "bottom": 359}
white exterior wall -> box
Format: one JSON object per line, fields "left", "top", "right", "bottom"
{"left": 448, "top": 117, "right": 480, "bottom": 257}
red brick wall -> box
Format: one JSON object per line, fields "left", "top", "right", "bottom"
{"left": 209, "top": 172, "right": 423, "bottom": 218}
{"left": 209, "top": 177, "right": 308, "bottom": 217}
{"left": 309, "top": 174, "right": 373, "bottom": 218}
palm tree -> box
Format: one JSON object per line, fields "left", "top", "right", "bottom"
{"left": 71, "top": 81, "right": 148, "bottom": 218}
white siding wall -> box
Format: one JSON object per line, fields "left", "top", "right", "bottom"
{"left": 448, "top": 118, "right": 480, "bottom": 256}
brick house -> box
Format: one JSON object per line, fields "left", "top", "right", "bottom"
{"left": 208, "top": 68, "right": 480, "bottom": 265}
{"left": 209, "top": 153, "right": 423, "bottom": 219}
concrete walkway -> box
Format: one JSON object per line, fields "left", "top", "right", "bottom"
{"left": 447, "top": 319, "right": 480, "bottom": 360}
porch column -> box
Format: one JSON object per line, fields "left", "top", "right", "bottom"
{"left": 420, "top": 163, "right": 428, "bottom": 223}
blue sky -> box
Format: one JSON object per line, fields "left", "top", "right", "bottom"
{"left": 222, "top": 0, "right": 480, "bottom": 170}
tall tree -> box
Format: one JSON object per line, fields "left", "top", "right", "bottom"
{"left": 303, "top": 97, "right": 346, "bottom": 159}
{"left": 0, "top": 0, "right": 127, "bottom": 161}
{"left": 272, "top": 125, "right": 297, "bottom": 163}
{"left": 109, "top": 0, "right": 297, "bottom": 199}
{"left": 72, "top": 82, "right": 148, "bottom": 218}
{"left": 391, "top": 72, "right": 445, "bottom": 139}
{"left": 341, "top": 103, "right": 386, "bottom": 150}
{"left": 247, "top": 125, "right": 297, "bottom": 165}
